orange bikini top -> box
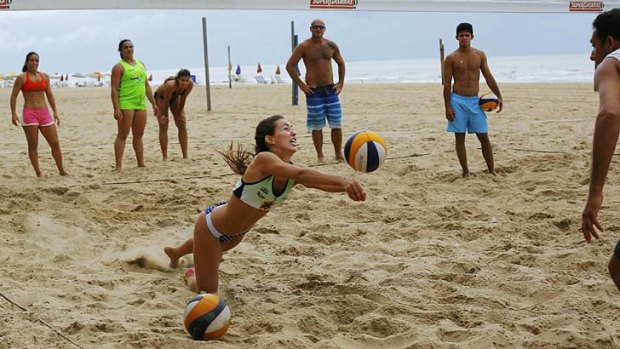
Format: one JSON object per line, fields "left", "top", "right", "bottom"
{"left": 21, "top": 73, "right": 47, "bottom": 93}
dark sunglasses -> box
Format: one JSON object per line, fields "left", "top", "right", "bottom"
{"left": 310, "top": 25, "right": 326, "bottom": 30}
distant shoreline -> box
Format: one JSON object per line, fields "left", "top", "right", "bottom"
{"left": 0, "top": 53, "right": 594, "bottom": 88}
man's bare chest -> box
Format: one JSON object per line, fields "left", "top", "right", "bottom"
{"left": 306, "top": 44, "right": 334, "bottom": 61}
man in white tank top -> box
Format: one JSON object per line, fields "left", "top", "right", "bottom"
{"left": 581, "top": 8, "right": 620, "bottom": 292}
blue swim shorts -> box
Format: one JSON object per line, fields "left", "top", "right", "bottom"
{"left": 447, "top": 93, "right": 488, "bottom": 134}
{"left": 306, "top": 84, "right": 342, "bottom": 131}
{"left": 615, "top": 239, "right": 620, "bottom": 258}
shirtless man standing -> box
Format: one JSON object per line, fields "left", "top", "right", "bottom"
{"left": 286, "top": 18, "right": 346, "bottom": 163}
{"left": 443, "top": 22, "right": 503, "bottom": 177}
{"left": 581, "top": 8, "right": 620, "bottom": 291}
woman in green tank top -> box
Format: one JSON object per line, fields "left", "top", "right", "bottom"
{"left": 110, "top": 39, "right": 158, "bottom": 171}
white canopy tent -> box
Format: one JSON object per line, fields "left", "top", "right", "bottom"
{"left": 1, "top": 0, "right": 616, "bottom": 13}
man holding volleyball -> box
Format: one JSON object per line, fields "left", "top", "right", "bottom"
{"left": 286, "top": 18, "right": 346, "bottom": 163}
{"left": 443, "top": 22, "right": 503, "bottom": 177}
{"left": 581, "top": 8, "right": 620, "bottom": 291}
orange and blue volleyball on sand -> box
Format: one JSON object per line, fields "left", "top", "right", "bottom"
{"left": 479, "top": 93, "right": 499, "bottom": 111}
{"left": 183, "top": 293, "right": 231, "bottom": 340}
{"left": 344, "top": 130, "right": 387, "bottom": 173}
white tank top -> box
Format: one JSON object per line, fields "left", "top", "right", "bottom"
{"left": 232, "top": 175, "right": 295, "bottom": 212}
{"left": 607, "top": 48, "right": 620, "bottom": 61}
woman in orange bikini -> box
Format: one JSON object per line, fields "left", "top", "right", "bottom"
{"left": 154, "top": 69, "right": 194, "bottom": 160}
{"left": 10, "top": 52, "right": 67, "bottom": 177}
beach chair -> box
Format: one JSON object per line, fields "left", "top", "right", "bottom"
{"left": 275, "top": 75, "right": 284, "bottom": 84}
{"left": 233, "top": 74, "right": 245, "bottom": 83}
{"left": 254, "top": 63, "right": 269, "bottom": 84}
{"left": 233, "top": 64, "right": 244, "bottom": 82}
{"left": 255, "top": 75, "right": 268, "bottom": 84}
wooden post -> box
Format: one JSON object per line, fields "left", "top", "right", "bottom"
{"left": 227, "top": 45, "right": 232, "bottom": 89}
{"left": 202, "top": 17, "right": 211, "bottom": 111}
{"left": 439, "top": 39, "right": 445, "bottom": 86}
{"left": 291, "top": 21, "right": 299, "bottom": 106}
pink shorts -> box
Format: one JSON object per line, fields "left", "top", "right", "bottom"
{"left": 22, "top": 108, "right": 54, "bottom": 127}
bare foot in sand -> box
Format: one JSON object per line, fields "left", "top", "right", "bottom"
{"left": 164, "top": 246, "right": 181, "bottom": 268}
{"left": 335, "top": 151, "right": 345, "bottom": 163}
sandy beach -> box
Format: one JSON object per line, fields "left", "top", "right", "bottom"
{"left": 1, "top": 82, "right": 619, "bottom": 348}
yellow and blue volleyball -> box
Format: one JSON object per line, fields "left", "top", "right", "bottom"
{"left": 183, "top": 293, "right": 231, "bottom": 340}
{"left": 344, "top": 130, "right": 387, "bottom": 173}
{"left": 479, "top": 93, "right": 499, "bottom": 111}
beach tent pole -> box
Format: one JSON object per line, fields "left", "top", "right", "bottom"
{"left": 227, "top": 45, "right": 232, "bottom": 89}
{"left": 291, "top": 21, "right": 299, "bottom": 106}
{"left": 439, "top": 39, "right": 445, "bottom": 85}
{"left": 202, "top": 17, "right": 212, "bottom": 111}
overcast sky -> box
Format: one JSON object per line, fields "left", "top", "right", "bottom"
{"left": 0, "top": 9, "right": 599, "bottom": 74}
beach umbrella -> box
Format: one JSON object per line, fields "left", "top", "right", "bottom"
{"left": 148, "top": 74, "right": 153, "bottom": 81}
{"left": 235, "top": 64, "right": 241, "bottom": 75}
{"left": 275, "top": 65, "right": 281, "bottom": 75}
{"left": 60, "top": 75, "right": 64, "bottom": 82}
{"left": 71, "top": 73, "right": 86, "bottom": 78}
{"left": 257, "top": 63, "right": 262, "bottom": 74}
{"left": 65, "top": 74, "right": 69, "bottom": 81}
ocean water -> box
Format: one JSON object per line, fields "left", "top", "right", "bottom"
{"left": 0, "top": 53, "right": 591, "bottom": 89}
{"left": 147, "top": 53, "right": 594, "bottom": 86}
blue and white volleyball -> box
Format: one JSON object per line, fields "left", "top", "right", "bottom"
{"left": 344, "top": 131, "right": 388, "bottom": 173}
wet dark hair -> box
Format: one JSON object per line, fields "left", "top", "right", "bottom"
{"left": 456, "top": 23, "right": 473, "bottom": 36}
{"left": 219, "top": 115, "right": 284, "bottom": 175}
{"left": 593, "top": 9, "right": 620, "bottom": 43}
{"left": 176, "top": 68, "right": 191, "bottom": 80}
{"left": 163, "top": 69, "right": 193, "bottom": 85}
{"left": 254, "top": 115, "right": 284, "bottom": 153}
{"left": 117, "top": 39, "right": 132, "bottom": 59}
{"left": 22, "top": 52, "right": 39, "bottom": 73}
